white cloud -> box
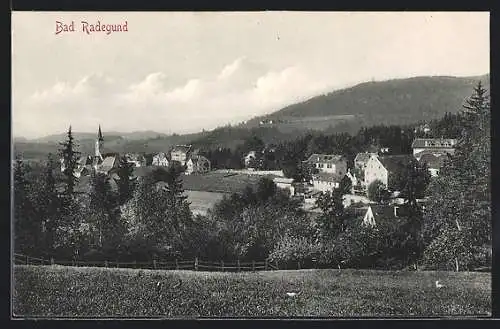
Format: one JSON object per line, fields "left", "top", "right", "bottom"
{"left": 12, "top": 57, "right": 382, "bottom": 138}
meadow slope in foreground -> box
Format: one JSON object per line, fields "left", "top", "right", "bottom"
{"left": 13, "top": 265, "right": 491, "bottom": 318}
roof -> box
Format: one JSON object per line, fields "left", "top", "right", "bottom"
{"left": 378, "top": 155, "right": 412, "bottom": 173}
{"left": 98, "top": 156, "right": 117, "bottom": 172}
{"left": 418, "top": 153, "right": 446, "bottom": 169}
{"left": 313, "top": 172, "right": 343, "bottom": 183}
{"left": 153, "top": 152, "right": 168, "bottom": 157}
{"left": 171, "top": 145, "right": 192, "bottom": 154}
{"left": 306, "top": 154, "right": 345, "bottom": 164}
{"left": 357, "top": 205, "right": 409, "bottom": 227}
{"left": 354, "top": 152, "right": 376, "bottom": 164}
{"left": 411, "top": 138, "right": 457, "bottom": 149}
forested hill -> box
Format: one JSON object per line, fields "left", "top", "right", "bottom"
{"left": 247, "top": 74, "right": 490, "bottom": 130}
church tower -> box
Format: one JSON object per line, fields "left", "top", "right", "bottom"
{"left": 95, "top": 125, "right": 104, "bottom": 161}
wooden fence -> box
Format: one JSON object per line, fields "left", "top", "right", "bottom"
{"left": 13, "top": 253, "right": 279, "bottom": 272}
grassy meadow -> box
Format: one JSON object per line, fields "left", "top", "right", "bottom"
{"left": 185, "top": 190, "right": 228, "bottom": 215}
{"left": 13, "top": 265, "right": 491, "bottom": 318}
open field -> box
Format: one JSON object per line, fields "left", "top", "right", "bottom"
{"left": 181, "top": 171, "right": 265, "bottom": 194}
{"left": 13, "top": 265, "right": 491, "bottom": 318}
{"left": 185, "top": 190, "right": 228, "bottom": 215}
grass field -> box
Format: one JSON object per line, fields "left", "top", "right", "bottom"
{"left": 13, "top": 265, "right": 491, "bottom": 318}
{"left": 185, "top": 190, "right": 228, "bottom": 215}
{"left": 181, "top": 171, "right": 264, "bottom": 194}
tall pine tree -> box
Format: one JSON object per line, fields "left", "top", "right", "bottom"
{"left": 422, "top": 81, "right": 491, "bottom": 271}
{"left": 58, "top": 125, "right": 81, "bottom": 196}
{"left": 116, "top": 155, "right": 135, "bottom": 205}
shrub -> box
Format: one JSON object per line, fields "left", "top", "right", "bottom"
{"left": 269, "top": 235, "right": 322, "bottom": 267}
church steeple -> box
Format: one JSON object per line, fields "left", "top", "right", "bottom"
{"left": 95, "top": 125, "right": 104, "bottom": 161}
{"left": 98, "top": 125, "right": 104, "bottom": 142}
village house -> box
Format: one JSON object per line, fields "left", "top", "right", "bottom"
{"left": 186, "top": 154, "right": 211, "bottom": 175}
{"left": 312, "top": 172, "right": 342, "bottom": 192}
{"left": 273, "top": 177, "right": 295, "bottom": 196}
{"left": 152, "top": 152, "right": 169, "bottom": 167}
{"left": 363, "top": 155, "right": 411, "bottom": 189}
{"left": 359, "top": 204, "right": 409, "bottom": 227}
{"left": 306, "top": 154, "right": 347, "bottom": 176}
{"left": 125, "top": 153, "right": 146, "bottom": 167}
{"left": 411, "top": 138, "right": 457, "bottom": 160}
{"left": 170, "top": 145, "right": 192, "bottom": 166}
{"left": 353, "top": 152, "right": 377, "bottom": 188}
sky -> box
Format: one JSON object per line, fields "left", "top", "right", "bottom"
{"left": 12, "top": 11, "right": 489, "bottom": 139}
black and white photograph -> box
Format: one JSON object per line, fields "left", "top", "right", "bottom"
{"left": 11, "top": 11, "right": 491, "bottom": 318}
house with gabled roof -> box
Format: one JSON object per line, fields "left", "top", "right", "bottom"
{"left": 312, "top": 172, "right": 343, "bottom": 192}
{"left": 306, "top": 154, "right": 347, "bottom": 176}
{"left": 170, "top": 145, "right": 192, "bottom": 166}
{"left": 152, "top": 152, "right": 169, "bottom": 167}
{"left": 360, "top": 204, "right": 409, "bottom": 227}
{"left": 412, "top": 138, "right": 457, "bottom": 159}
{"left": 364, "top": 154, "right": 412, "bottom": 188}
{"left": 186, "top": 154, "right": 211, "bottom": 175}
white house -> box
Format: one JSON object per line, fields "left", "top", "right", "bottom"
{"left": 170, "top": 145, "right": 192, "bottom": 166}
{"left": 364, "top": 155, "right": 411, "bottom": 188}
{"left": 312, "top": 173, "right": 342, "bottom": 192}
{"left": 306, "top": 154, "right": 347, "bottom": 176}
{"left": 152, "top": 152, "right": 169, "bottom": 167}
{"left": 186, "top": 155, "right": 211, "bottom": 175}
{"left": 412, "top": 138, "right": 457, "bottom": 159}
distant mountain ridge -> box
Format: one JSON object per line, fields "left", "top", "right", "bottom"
{"left": 27, "top": 131, "right": 170, "bottom": 143}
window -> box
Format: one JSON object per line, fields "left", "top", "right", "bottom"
{"left": 327, "top": 163, "right": 332, "bottom": 168}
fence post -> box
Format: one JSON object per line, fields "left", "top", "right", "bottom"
{"left": 105, "top": 260, "right": 108, "bottom": 267}
{"left": 265, "top": 259, "right": 268, "bottom": 271}
{"left": 252, "top": 260, "right": 255, "bottom": 272}
{"left": 298, "top": 261, "right": 301, "bottom": 270}
{"left": 153, "top": 259, "right": 157, "bottom": 270}
{"left": 195, "top": 257, "right": 198, "bottom": 271}
{"left": 276, "top": 260, "right": 279, "bottom": 270}
{"left": 176, "top": 259, "right": 179, "bottom": 270}
{"left": 237, "top": 259, "right": 240, "bottom": 272}
{"left": 116, "top": 260, "right": 119, "bottom": 268}
{"left": 133, "top": 260, "right": 137, "bottom": 269}
{"left": 221, "top": 260, "right": 224, "bottom": 272}
{"left": 51, "top": 257, "right": 54, "bottom": 265}
{"left": 41, "top": 257, "right": 44, "bottom": 265}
